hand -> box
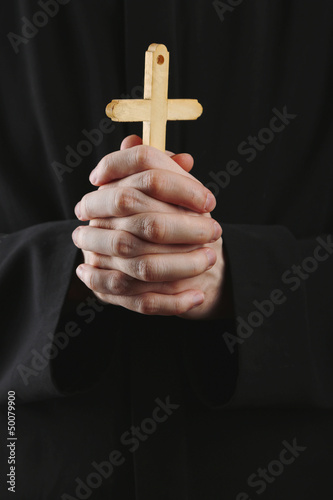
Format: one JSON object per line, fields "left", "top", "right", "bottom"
{"left": 72, "top": 136, "right": 229, "bottom": 319}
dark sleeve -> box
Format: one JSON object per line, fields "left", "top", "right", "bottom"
{"left": 183, "top": 224, "right": 333, "bottom": 409}
{"left": 0, "top": 221, "right": 120, "bottom": 404}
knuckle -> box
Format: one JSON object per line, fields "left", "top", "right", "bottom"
{"left": 114, "top": 187, "right": 134, "bottom": 214}
{"left": 135, "top": 144, "right": 150, "bottom": 167}
{"left": 112, "top": 231, "right": 134, "bottom": 257}
{"left": 143, "top": 169, "right": 162, "bottom": 193}
{"left": 136, "top": 295, "right": 158, "bottom": 315}
{"left": 134, "top": 257, "right": 156, "bottom": 282}
{"left": 107, "top": 272, "right": 129, "bottom": 295}
{"left": 140, "top": 214, "right": 165, "bottom": 242}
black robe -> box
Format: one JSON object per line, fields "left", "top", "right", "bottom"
{"left": 0, "top": 1, "right": 332, "bottom": 498}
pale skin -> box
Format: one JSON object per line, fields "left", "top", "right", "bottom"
{"left": 72, "top": 135, "right": 231, "bottom": 320}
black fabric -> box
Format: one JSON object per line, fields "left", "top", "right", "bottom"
{"left": 0, "top": 1, "right": 332, "bottom": 498}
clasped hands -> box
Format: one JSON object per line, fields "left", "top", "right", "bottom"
{"left": 72, "top": 135, "right": 227, "bottom": 320}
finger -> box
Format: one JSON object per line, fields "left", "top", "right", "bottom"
{"left": 115, "top": 248, "right": 216, "bottom": 282}
{"left": 105, "top": 169, "right": 216, "bottom": 213}
{"left": 112, "top": 290, "right": 204, "bottom": 316}
{"left": 72, "top": 226, "right": 202, "bottom": 258}
{"left": 76, "top": 265, "right": 206, "bottom": 296}
{"left": 79, "top": 247, "right": 216, "bottom": 282}
{"left": 171, "top": 153, "right": 194, "bottom": 173}
{"left": 119, "top": 135, "right": 194, "bottom": 172}
{"left": 74, "top": 265, "right": 203, "bottom": 296}
{"left": 102, "top": 213, "right": 222, "bottom": 244}
{"left": 160, "top": 149, "right": 194, "bottom": 174}
{"left": 89, "top": 144, "right": 200, "bottom": 186}
{"left": 120, "top": 135, "right": 142, "bottom": 150}
{"left": 76, "top": 265, "right": 204, "bottom": 316}
{"left": 75, "top": 185, "right": 182, "bottom": 221}
{"left": 121, "top": 134, "right": 176, "bottom": 157}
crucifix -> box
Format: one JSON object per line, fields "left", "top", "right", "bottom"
{"left": 105, "top": 43, "right": 203, "bottom": 152}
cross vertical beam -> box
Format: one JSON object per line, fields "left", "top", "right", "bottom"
{"left": 143, "top": 44, "right": 169, "bottom": 151}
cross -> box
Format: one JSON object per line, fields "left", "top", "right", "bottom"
{"left": 105, "top": 43, "right": 203, "bottom": 152}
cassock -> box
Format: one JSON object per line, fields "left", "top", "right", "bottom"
{"left": 0, "top": 1, "right": 332, "bottom": 499}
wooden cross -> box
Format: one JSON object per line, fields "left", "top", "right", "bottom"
{"left": 105, "top": 43, "right": 203, "bottom": 152}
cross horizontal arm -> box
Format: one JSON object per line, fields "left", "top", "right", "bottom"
{"left": 167, "top": 99, "right": 203, "bottom": 121}
{"left": 105, "top": 100, "right": 151, "bottom": 122}
{"left": 106, "top": 98, "right": 203, "bottom": 123}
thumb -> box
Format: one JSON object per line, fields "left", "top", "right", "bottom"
{"left": 170, "top": 153, "right": 194, "bottom": 173}
{"left": 120, "top": 134, "right": 143, "bottom": 150}
{"left": 120, "top": 135, "right": 194, "bottom": 173}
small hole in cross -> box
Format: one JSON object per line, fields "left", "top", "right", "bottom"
{"left": 157, "top": 55, "right": 164, "bottom": 65}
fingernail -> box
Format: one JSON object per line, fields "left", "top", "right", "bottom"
{"left": 75, "top": 202, "right": 81, "bottom": 219}
{"left": 213, "top": 221, "right": 222, "bottom": 240}
{"left": 204, "top": 248, "right": 216, "bottom": 268}
{"left": 89, "top": 171, "right": 97, "bottom": 184}
{"left": 72, "top": 227, "right": 79, "bottom": 243}
{"left": 72, "top": 226, "right": 81, "bottom": 243}
{"left": 204, "top": 192, "right": 216, "bottom": 212}
{"left": 76, "top": 266, "right": 84, "bottom": 278}
{"left": 192, "top": 293, "right": 204, "bottom": 307}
